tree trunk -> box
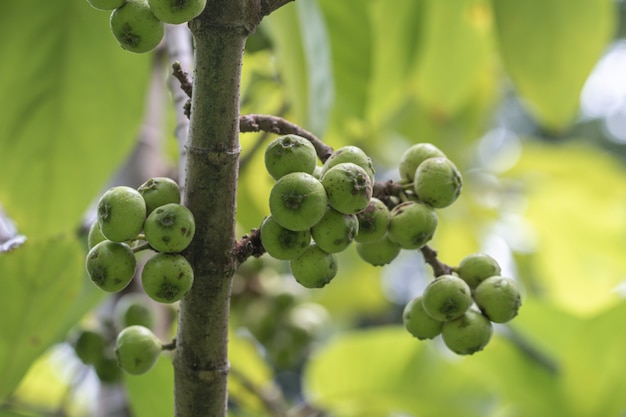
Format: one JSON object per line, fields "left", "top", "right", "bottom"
{"left": 173, "top": 2, "right": 249, "bottom": 416}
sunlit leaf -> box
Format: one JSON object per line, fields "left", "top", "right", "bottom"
{"left": 364, "top": 0, "right": 423, "bottom": 128}
{"left": 0, "top": 1, "right": 151, "bottom": 237}
{"left": 303, "top": 326, "right": 493, "bottom": 417}
{"left": 412, "top": 0, "right": 492, "bottom": 116}
{"left": 461, "top": 298, "right": 574, "bottom": 416}
{"left": 561, "top": 301, "right": 626, "bottom": 417}
{"left": 506, "top": 142, "right": 626, "bottom": 314}
{"left": 492, "top": 0, "right": 615, "bottom": 130}
{"left": 0, "top": 237, "right": 83, "bottom": 401}
{"left": 319, "top": 0, "right": 372, "bottom": 125}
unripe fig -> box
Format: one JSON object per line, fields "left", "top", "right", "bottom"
{"left": 86, "top": 241, "right": 137, "bottom": 292}
{"left": 413, "top": 157, "right": 462, "bottom": 208}
{"left": 138, "top": 177, "right": 181, "bottom": 214}
{"left": 473, "top": 276, "right": 521, "bottom": 323}
{"left": 355, "top": 234, "right": 401, "bottom": 266}
{"left": 422, "top": 275, "right": 472, "bottom": 322}
{"left": 387, "top": 201, "right": 438, "bottom": 249}
{"left": 269, "top": 172, "right": 328, "bottom": 231}
{"left": 88, "top": 220, "right": 107, "bottom": 250}
{"left": 141, "top": 253, "right": 194, "bottom": 303}
{"left": 354, "top": 198, "right": 390, "bottom": 243}
{"left": 321, "top": 146, "right": 375, "bottom": 182}
{"left": 148, "top": 0, "right": 206, "bottom": 24}
{"left": 456, "top": 253, "right": 501, "bottom": 289}
{"left": 71, "top": 328, "right": 107, "bottom": 365}
{"left": 321, "top": 163, "right": 372, "bottom": 214}
{"left": 310, "top": 207, "right": 358, "bottom": 253}
{"left": 289, "top": 244, "right": 338, "bottom": 288}
{"left": 398, "top": 143, "right": 446, "bottom": 182}
{"left": 115, "top": 325, "right": 162, "bottom": 375}
{"left": 442, "top": 309, "right": 493, "bottom": 355}
{"left": 94, "top": 354, "right": 124, "bottom": 384}
{"left": 264, "top": 134, "right": 317, "bottom": 180}
{"left": 260, "top": 216, "right": 311, "bottom": 260}
{"left": 97, "top": 186, "right": 146, "bottom": 242}
{"left": 87, "top": 0, "right": 126, "bottom": 10}
{"left": 113, "top": 293, "right": 156, "bottom": 329}
{"left": 403, "top": 296, "right": 443, "bottom": 340}
{"left": 110, "top": 0, "right": 164, "bottom": 54}
{"left": 144, "top": 203, "right": 195, "bottom": 253}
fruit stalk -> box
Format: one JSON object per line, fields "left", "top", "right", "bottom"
{"left": 173, "top": 3, "right": 249, "bottom": 417}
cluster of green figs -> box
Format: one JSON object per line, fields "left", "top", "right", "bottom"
{"left": 86, "top": 177, "right": 195, "bottom": 304}
{"left": 403, "top": 253, "right": 521, "bottom": 355}
{"left": 260, "top": 136, "right": 462, "bottom": 287}
{"left": 86, "top": 0, "right": 207, "bottom": 53}
{"left": 262, "top": 135, "right": 521, "bottom": 355}
{"left": 84, "top": 177, "right": 195, "bottom": 375}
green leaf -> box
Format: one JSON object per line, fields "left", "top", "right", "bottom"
{"left": 0, "top": 1, "right": 151, "bottom": 238}
{"left": 412, "top": 0, "right": 492, "bottom": 116}
{"left": 262, "top": 0, "right": 333, "bottom": 136}
{"left": 365, "top": 0, "right": 423, "bottom": 127}
{"left": 0, "top": 411, "right": 39, "bottom": 417}
{"left": 561, "top": 301, "right": 626, "bottom": 417}
{"left": 303, "top": 326, "right": 493, "bottom": 417}
{"left": 125, "top": 355, "right": 175, "bottom": 417}
{"left": 492, "top": 0, "right": 615, "bottom": 130}
{"left": 0, "top": 237, "right": 83, "bottom": 401}
{"left": 460, "top": 298, "right": 571, "bottom": 416}
{"left": 505, "top": 142, "right": 626, "bottom": 314}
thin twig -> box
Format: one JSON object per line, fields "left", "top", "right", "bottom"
{"left": 239, "top": 104, "right": 290, "bottom": 172}
{"left": 420, "top": 245, "right": 454, "bottom": 277}
{"left": 239, "top": 114, "right": 334, "bottom": 162}
{"left": 172, "top": 62, "right": 193, "bottom": 99}
{"left": 233, "top": 227, "right": 264, "bottom": 267}
{"left": 502, "top": 325, "right": 559, "bottom": 375}
{"left": 162, "top": 338, "right": 177, "bottom": 351}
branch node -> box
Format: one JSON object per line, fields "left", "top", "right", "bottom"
{"left": 239, "top": 114, "right": 333, "bottom": 162}
{"left": 420, "top": 245, "right": 454, "bottom": 277}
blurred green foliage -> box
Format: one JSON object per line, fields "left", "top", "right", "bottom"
{"left": 1, "top": 0, "right": 625, "bottom": 416}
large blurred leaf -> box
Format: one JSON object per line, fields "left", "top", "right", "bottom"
{"left": 492, "top": 0, "right": 615, "bottom": 130}
{"left": 303, "top": 326, "right": 493, "bottom": 417}
{"left": 561, "top": 301, "right": 626, "bottom": 417}
{"left": 262, "top": 0, "right": 333, "bottom": 136}
{"left": 228, "top": 330, "right": 276, "bottom": 415}
{"left": 460, "top": 299, "right": 572, "bottom": 416}
{"left": 0, "top": 1, "right": 151, "bottom": 237}
{"left": 125, "top": 355, "right": 175, "bottom": 417}
{"left": 506, "top": 142, "right": 626, "bottom": 314}
{"left": 412, "top": 0, "right": 492, "bottom": 116}
{"left": 319, "top": 0, "right": 372, "bottom": 127}
{"left": 0, "top": 237, "right": 83, "bottom": 401}
{"left": 364, "top": 0, "right": 422, "bottom": 128}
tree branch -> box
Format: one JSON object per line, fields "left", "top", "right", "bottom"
{"left": 240, "top": 113, "right": 333, "bottom": 162}
{"left": 260, "top": 0, "right": 295, "bottom": 17}
{"left": 420, "top": 245, "right": 453, "bottom": 277}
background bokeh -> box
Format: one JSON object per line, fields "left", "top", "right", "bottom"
{"left": 2, "top": 1, "right": 626, "bottom": 416}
